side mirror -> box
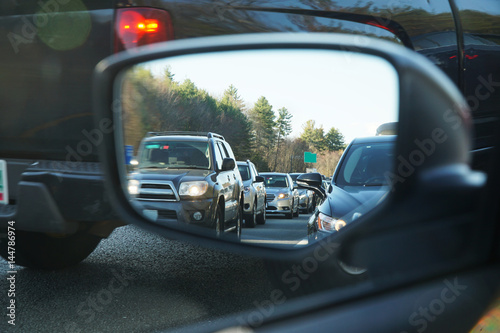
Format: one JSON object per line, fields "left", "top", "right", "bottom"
{"left": 221, "top": 158, "right": 235, "bottom": 172}
{"left": 93, "top": 33, "right": 479, "bottom": 263}
{"left": 255, "top": 175, "right": 265, "bottom": 183}
{"left": 297, "top": 172, "right": 326, "bottom": 201}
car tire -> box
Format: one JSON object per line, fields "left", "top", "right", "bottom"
{"left": 215, "top": 204, "right": 223, "bottom": 238}
{"left": 245, "top": 201, "right": 257, "bottom": 228}
{"left": 293, "top": 202, "right": 299, "bottom": 217}
{"left": 257, "top": 205, "right": 266, "bottom": 225}
{"left": 0, "top": 228, "right": 102, "bottom": 269}
{"left": 231, "top": 203, "right": 243, "bottom": 241}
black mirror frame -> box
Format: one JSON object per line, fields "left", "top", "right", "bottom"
{"left": 93, "top": 33, "right": 475, "bottom": 262}
{"left": 221, "top": 157, "right": 236, "bottom": 172}
{"left": 255, "top": 175, "right": 265, "bottom": 183}
{"left": 297, "top": 172, "right": 326, "bottom": 201}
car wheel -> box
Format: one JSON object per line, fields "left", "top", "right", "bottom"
{"left": 215, "top": 205, "right": 223, "bottom": 238}
{"left": 245, "top": 201, "right": 257, "bottom": 228}
{"left": 231, "top": 203, "right": 242, "bottom": 241}
{"left": 0, "top": 229, "right": 102, "bottom": 269}
{"left": 257, "top": 205, "right": 266, "bottom": 225}
{"left": 293, "top": 201, "right": 299, "bottom": 217}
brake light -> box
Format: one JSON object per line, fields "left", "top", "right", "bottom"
{"left": 115, "top": 8, "right": 174, "bottom": 53}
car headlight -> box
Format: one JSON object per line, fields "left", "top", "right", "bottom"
{"left": 179, "top": 181, "right": 209, "bottom": 196}
{"left": 244, "top": 186, "right": 251, "bottom": 193}
{"left": 317, "top": 212, "right": 346, "bottom": 232}
{"left": 128, "top": 179, "right": 140, "bottom": 195}
{"left": 277, "top": 193, "right": 289, "bottom": 199}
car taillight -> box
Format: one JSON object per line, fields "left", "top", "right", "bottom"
{"left": 114, "top": 8, "right": 174, "bottom": 53}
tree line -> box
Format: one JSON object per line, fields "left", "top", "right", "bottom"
{"left": 122, "top": 66, "right": 346, "bottom": 176}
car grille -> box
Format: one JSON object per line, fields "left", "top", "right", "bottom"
{"left": 138, "top": 181, "right": 178, "bottom": 201}
{"left": 267, "top": 194, "right": 275, "bottom": 202}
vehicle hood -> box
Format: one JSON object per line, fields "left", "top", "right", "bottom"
{"left": 266, "top": 187, "right": 289, "bottom": 195}
{"left": 131, "top": 169, "right": 213, "bottom": 189}
{"left": 319, "top": 184, "right": 389, "bottom": 222}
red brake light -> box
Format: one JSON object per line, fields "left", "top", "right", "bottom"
{"left": 115, "top": 8, "right": 174, "bottom": 53}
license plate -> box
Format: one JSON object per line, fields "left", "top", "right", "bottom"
{"left": 0, "top": 160, "right": 8, "bottom": 205}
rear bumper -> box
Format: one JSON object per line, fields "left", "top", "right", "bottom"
{"left": 0, "top": 160, "right": 120, "bottom": 233}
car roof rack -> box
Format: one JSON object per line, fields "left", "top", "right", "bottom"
{"left": 146, "top": 131, "right": 225, "bottom": 140}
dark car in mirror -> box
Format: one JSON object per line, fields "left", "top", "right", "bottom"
{"left": 299, "top": 135, "right": 395, "bottom": 240}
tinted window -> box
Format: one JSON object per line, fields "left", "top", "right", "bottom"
{"left": 238, "top": 165, "right": 251, "bottom": 181}
{"left": 139, "top": 141, "right": 210, "bottom": 169}
{"left": 217, "top": 141, "right": 229, "bottom": 158}
{"left": 336, "top": 142, "right": 394, "bottom": 186}
{"left": 213, "top": 142, "right": 224, "bottom": 170}
{"left": 263, "top": 175, "right": 289, "bottom": 188}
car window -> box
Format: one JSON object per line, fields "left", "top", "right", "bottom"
{"left": 251, "top": 164, "right": 258, "bottom": 178}
{"left": 217, "top": 141, "right": 229, "bottom": 158}
{"left": 213, "top": 142, "right": 224, "bottom": 170}
{"left": 336, "top": 142, "right": 394, "bottom": 186}
{"left": 263, "top": 175, "right": 288, "bottom": 187}
{"left": 238, "top": 164, "right": 251, "bottom": 181}
{"left": 139, "top": 141, "right": 210, "bottom": 169}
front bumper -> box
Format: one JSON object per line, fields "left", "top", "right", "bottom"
{"left": 131, "top": 197, "right": 216, "bottom": 228}
{"left": 266, "top": 196, "right": 292, "bottom": 215}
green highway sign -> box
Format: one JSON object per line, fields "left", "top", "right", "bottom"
{"left": 304, "top": 152, "right": 317, "bottom": 163}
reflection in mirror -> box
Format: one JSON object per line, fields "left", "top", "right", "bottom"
{"left": 115, "top": 49, "right": 398, "bottom": 249}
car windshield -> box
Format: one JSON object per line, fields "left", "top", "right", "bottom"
{"left": 238, "top": 165, "right": 251, "bottom": 181}
{"left": 139, "top": 140, "right": 210, "bottom": 170}
{"left": 263, "top": 175, "right": 289, "bottom": 188}
{"left": 335, "top": 141, "right": 394, "bottom": 186}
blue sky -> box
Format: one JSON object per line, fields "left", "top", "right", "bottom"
{"left": 144, "top": 49, "right": 399, "bottom": 143}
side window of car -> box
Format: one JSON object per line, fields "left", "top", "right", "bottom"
{"left": 223, "top": 141, "right": 235, "bottom": 159}
{"left": 213, "top": 142, "right": 224, "bottom": 171}
{"left": 217, "top": 141, "right": 229, "bottom": 159}
{"left": 251, "top": 164, "right": 258, "bottom": 181}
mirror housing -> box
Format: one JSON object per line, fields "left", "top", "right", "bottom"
{"left": 297, "top": 172, "right": 326, "bottom": 201}
{"left": 255, "top": 175, "right": 265, "bottom": 183}
{"left": 221, "top": 158, "right": 236, "bottom": 172}
{"left": 93, "top": 33, "right": 481, "bottom": 265}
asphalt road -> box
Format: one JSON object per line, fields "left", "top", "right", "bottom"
{"left": 242, "top": 212, "right": 311, "bottom": 247}
{"left": 0, "top": 213, "right": 312, "bottom": 333}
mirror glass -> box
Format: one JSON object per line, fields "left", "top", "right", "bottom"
{"left": 115, "top": 49, "right": 398, "bottom": 249}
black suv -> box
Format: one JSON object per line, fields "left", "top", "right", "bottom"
{"left": 129, "top": 132, "right": 243, "bottom": 238}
